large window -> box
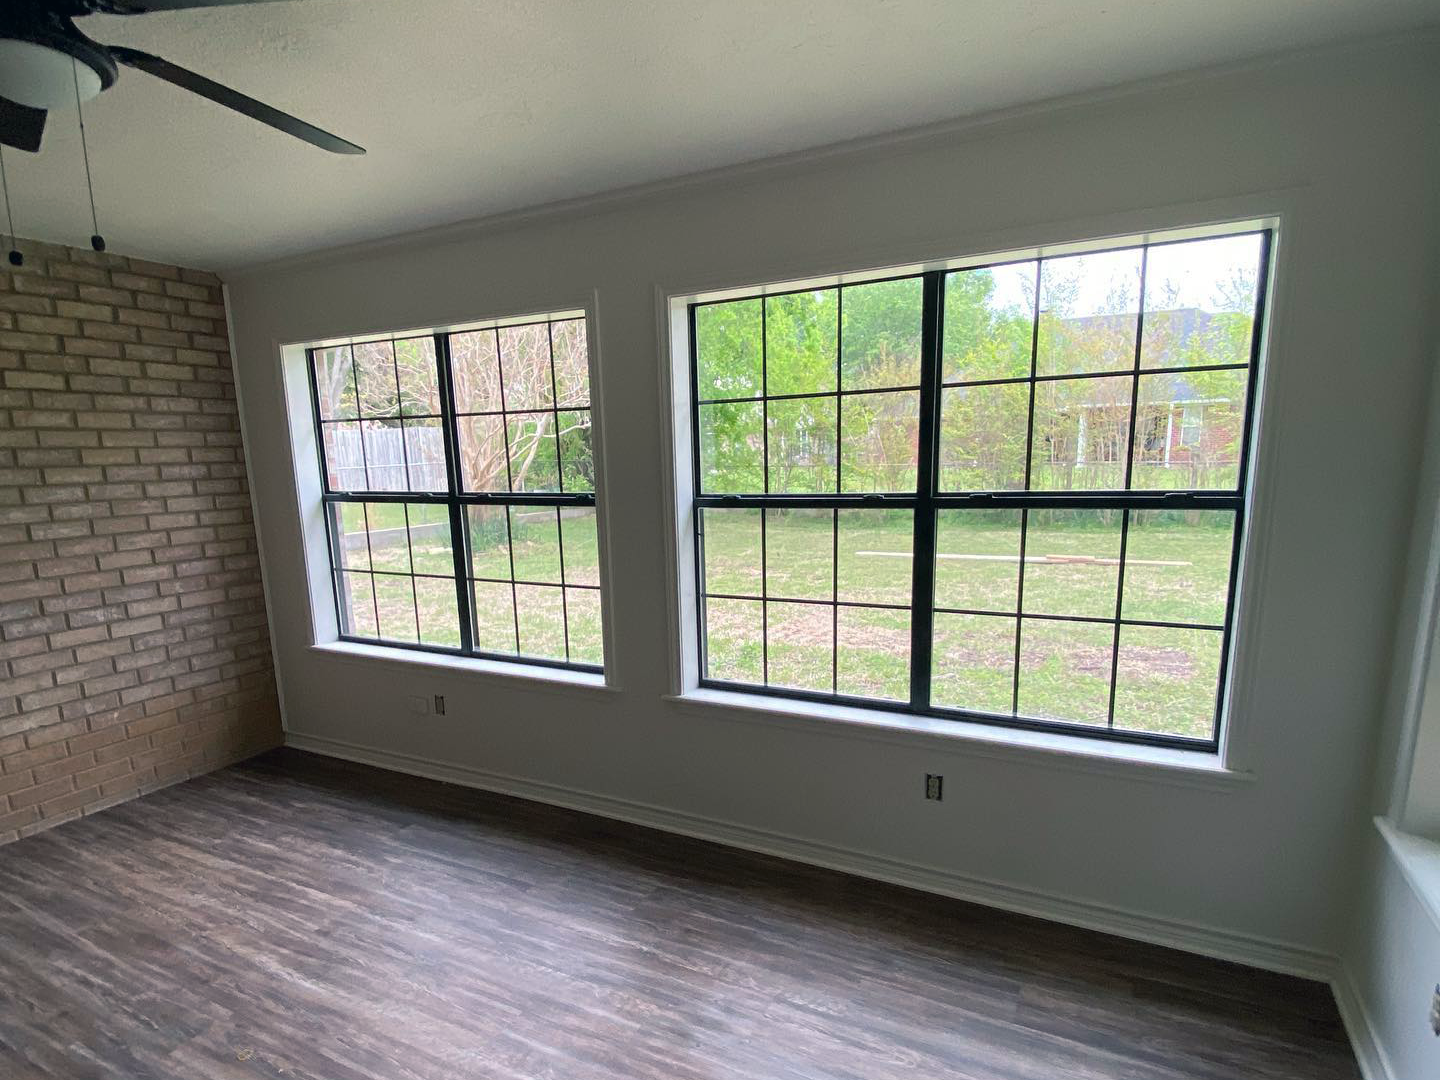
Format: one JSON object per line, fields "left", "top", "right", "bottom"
{"left": 308, "top": 312, "right": 604, "bottom": 672}
{"left": 687, "top": 226, "right": 1270, "bottom": 747}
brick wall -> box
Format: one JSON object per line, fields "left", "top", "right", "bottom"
{"left": 0, "top": 237, "right": 282, "bottom": 844}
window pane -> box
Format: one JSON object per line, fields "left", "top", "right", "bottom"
{"left": 560, "top": 507, "right": 600, "bottom": 587}
{"left": 1021, "top": 510, "right": 1122, "bottom": 619}
{"left": 313, "top": 313, "right": 605, "bottom": 676}
{"left": 696, "top": 298, "right": 762, "bottom": 400}
{"left": 515, "top": 584, "right": 566, "bottom": 659}
{"left": 682, "top": 228, "right": 1263, "bottom": 733}
{"left": 338, "top": 571, "right": 377, "bottom": 638}
{"left": 1141, "top": 234, "right": 1262, "bottom": 370}
{"left": 471, "top": 580, "right": 517, "bottom": 655}
{"left": 467, "top": 505, "right": 511, "bottom": 580}
{"left": 836, "top": 508, "right": 911, "bottom": 607}
{"left": 942, "top": 262, "right": 1035, "bottom": 383}
{"left": 509, "top": 506, "right": 562, "bottom": 584}
{"left": 1113, "top": 625, "right": 1222, "bottom": 739}
{"left": 406, "top": 503, "right": 453, "bottom": 576}
{"left": 415, "top": 577, "right": 460, "bottom": 648}
{"left": 373, "top": 574, "right": 419, "bottom": 644}
{"left": 1035, "top": 249, "right": 1142, "bottom": 377}
{"left": 1131, "top": 369, "right": 1245, "bottom": 490}
{"left": 698, "top": 401, "right": 762, "bottom": 494}
{"left": 836, "top": 606, "right": 909, "bottom": 701}
{"left": 932, "top": 613, "right": 1015, "bottom": 713}
{"left": 939, "top": 383, "right": 1028, "bottom": 491}
{"left": 507, "top": 413, "right": 559, "bottom": 492}
{"left": 498, "top": 323, "right": 553, "bottom": 411}
{"left": 314, "top": 346, "right": 357, "bottom": 420}
{"left": 353, "top": 340, "right": 399, "bottom": 417}
{"left": 704, "top": 597, "right": 762, "bottom": 684}
{"left": 365, "top": 503, "right": 410, "bottom": 574}
{"left": 551, "top": 318, "right": 590, "bottom": 408}
{"left": 451, "top": 329, "right": 502, "bottom": 413}
{"left": 701, "top": 507, "right": 761, "bottom": 597}
{"left": 565, "top": 587, "right": 603, "bottom": 665}
{"left": 765, "top": 291, "right": 837, "bottom": 396}
{"left": 395, "top": 336, "right": 440, "bottom": 417}
{"left": 765, "top": 508, "right": 832, "bottom": 601}
{"left": 321, "top": 422, "right": 364, "bottom": 491}
{"left": 767, "top": 396, "right": 836, "bottom": 493}
{"left": 457, "top": 414, "right": 507, "bottom": 492}
{"left": 331, "top": 502, "right": 370, "bottom": 570}
{"left": 402, "top": 418, "right": 445, "bottom": 492}
{"left": 840, "top": 390, "right": 918, "bottom": 493}
{"left": 934, "top": 509, "right": 1022, "bottom": 613}
{"left": 557, "top": 409, "right": 593, "bottom": 493}
{"left": 1017, "top": 617, "right": 1112, "bottom": 726}
{"left": 1029, "top": 375, "right": 1132, "bottom": 490}
{"left": 766, "top": 600, "right": 832, "bottom": 693}
{"left": 840, "top": 277, "right": 922, "bottom": 390}
{"left": 1122, "top": 510, "right": 1235, "bottom": 626}
{"left": 360, "top": 421, "right": 407, "bottom": 492}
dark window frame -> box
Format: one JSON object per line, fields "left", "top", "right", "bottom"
{"left": 307, "top": 318, "right": 603, "bottom": 674}
{"left": 687, "top": 228, "right": 1273, "bottom": 750}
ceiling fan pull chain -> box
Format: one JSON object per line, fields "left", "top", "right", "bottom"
{"left": 72, "top": 59, "right": 104, "bottom": 254}
{"left": 0, "top": 144, "right": 20, "bottom": 267}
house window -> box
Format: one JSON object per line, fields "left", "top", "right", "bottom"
{"left": 308, "top": 313, "right": 604, "bottom": 671}
{"left": 686, "top": 226, "right": 1270, "bottom": 747}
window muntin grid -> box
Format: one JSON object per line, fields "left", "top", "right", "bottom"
{"left": 688, "top": 227, "right": 1270, "bottom": 748}
{"left": 307, "top": 314, "right": 602, "bottom": 673}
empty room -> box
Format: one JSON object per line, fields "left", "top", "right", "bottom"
{"left": 1, "top": 1, "right": 1439, "bottom": 1077}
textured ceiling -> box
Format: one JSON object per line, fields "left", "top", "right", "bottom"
{"left": 3, "top": 0, "right": 1436, "bottom": 270}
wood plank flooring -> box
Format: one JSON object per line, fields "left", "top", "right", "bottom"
{"left": 0, "top": 748, "right": 1359, "bottom": 1080}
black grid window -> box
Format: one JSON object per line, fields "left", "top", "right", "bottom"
{"left": 689, "top": 227, "right": 1271, "bottom": 748}
{"left": 309, "top": 314, "right": 603, "bottom": 672}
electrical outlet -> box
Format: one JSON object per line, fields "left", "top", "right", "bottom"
{"left": 925, "top": 774, "right": 943, "bottom": 801}
{"left": 433, "top": 694, "right": 446, "bottom": 716}
{"left": 407, "top": 695, "right": 428, "bottom": 716}
{"left": 1430, "top": 985, "right": 1440, "bottom": 1036}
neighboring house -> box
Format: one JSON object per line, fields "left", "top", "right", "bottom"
{"left": 1040, "top": 308, "right": 1244, "bottom": 484}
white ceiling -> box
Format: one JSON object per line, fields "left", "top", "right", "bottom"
{"left": 4, "top": 0, "right": 1435, "bottom": 270}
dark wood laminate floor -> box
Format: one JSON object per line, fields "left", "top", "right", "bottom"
{"left": 0, "top": 749, "right": 1357, "bottom": 1080}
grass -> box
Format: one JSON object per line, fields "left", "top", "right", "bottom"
{"left": 338, "top": 501, "right": 1231, "bottom": 739}
{"left": 700, "top": 508, "right": 1232, "bottom": 739}
{"left": 336, "top": 503, "right": 603, "bottom": 665}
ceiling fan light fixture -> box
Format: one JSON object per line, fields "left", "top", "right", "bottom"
{"left": 0, "top": 40, "right": 102, "bottom": 111}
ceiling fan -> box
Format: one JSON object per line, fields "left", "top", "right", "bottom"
{"left": 0, "top": 0, "right": 364, "bottom": 155}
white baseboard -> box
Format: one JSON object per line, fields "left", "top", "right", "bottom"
{"left": 1332, "top": 963, "right": 1396, "bottom": 1080}
{"left": 284, "top": 730, "right": 1338, "bottom": 983}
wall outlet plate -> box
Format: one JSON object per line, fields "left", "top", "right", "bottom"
{"left": 925, "top": 774, "right": 943, "bottom": 801}
{"left": 1430, "top": 984, "right": 1440, "bottom": 1036}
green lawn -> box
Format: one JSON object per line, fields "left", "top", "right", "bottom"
{"left": 336, "top": 502, "right": 603, "bottom": 665}
{"left": 700, "top": 508, "right": 1231, "bottom": 739}
{"left": 337, "top": 500, "right": 1230, "bottom": 739}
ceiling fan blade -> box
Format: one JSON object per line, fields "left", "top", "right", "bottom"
{"left": 0, "top": 97, "right": 47, "bottom": 154}
{"left": 84, "top": 1, "right": 290, "bottom": 13}
{"left": 109, "top": 46, "right": 364, "bottom": 155}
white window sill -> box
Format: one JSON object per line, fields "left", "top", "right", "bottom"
{"left": 1376, "top": 816, "right": 1440, "bottom": 935}
{"left": 666, "top": 687, "right": 1253, "bottom": 791}
{"left": 309, "top": 641, "right": 616, "bottom": 697}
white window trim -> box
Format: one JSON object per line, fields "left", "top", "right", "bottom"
{"left": 655, "top": 191, "right": 1303, "bottom": 779}
{"left": 310, "top": 640, "right": 615, "bottom": 699}
{"left": 276, "top": 294, "right": 622, "bottom": 692}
